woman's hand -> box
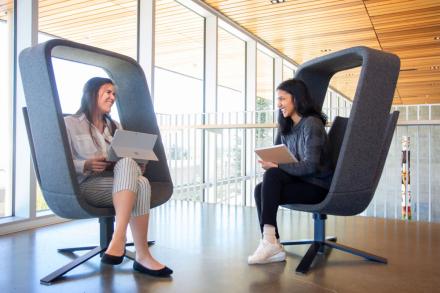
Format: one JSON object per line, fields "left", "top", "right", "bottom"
{"left": 84, "top": 156, "right": 109, "bottom": 173}
{"left": 258, "top": 160, "right": 278, "bottom": 170}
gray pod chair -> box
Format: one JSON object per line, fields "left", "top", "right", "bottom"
{"left": 280, "top": 46, "right": 400, "bottom": 274}
{"left": 19, "top": 39, "right": 173, "bottom": 285}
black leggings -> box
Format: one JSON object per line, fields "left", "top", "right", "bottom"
{"left": 254, "top": 168, "right": 328, "bottom": 239}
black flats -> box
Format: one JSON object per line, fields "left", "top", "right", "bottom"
{"left": 133, "top": 261, "right": 173, "bottom": 277}
{"left": 101, "top": 251, "right": 173, "bottom": 278}
{"left": 101, "top": 249, "right": 126, "bottom": 265}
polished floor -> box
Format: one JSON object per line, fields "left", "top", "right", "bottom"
{"left": 1, "top": 201, "right": 439, "bottom": 293}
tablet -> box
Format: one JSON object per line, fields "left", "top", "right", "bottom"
{"left": 255, "top": 144, "right": 298, "bottom": 164}
{"left": 107, "top": 129, "right": 158, "bottom": 163}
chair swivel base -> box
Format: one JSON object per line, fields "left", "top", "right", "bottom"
{"left": 40, "top": 240, "right": 155, "bottom": 285}
{"left": 281, "top": 213, "right": 387, "bottom": 274}
{"left": 281, "top": 238, "right": 387, "bottom": 274}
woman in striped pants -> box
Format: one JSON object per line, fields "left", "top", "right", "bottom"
{"left": 64, "top": 77, "right": 172, "bottom": 277}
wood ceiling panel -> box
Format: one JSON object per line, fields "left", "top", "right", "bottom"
{"left": 204, "top": 0, "right": 440, "bottom": 105}
{"left": 39, "top": 0, "right": 137, "bottom": 59}
{"left": 0, "top": 0, "right": 12, "bottom": 21}
{"left": 365, "top": 0, "right": 440, "bottom": 105}
{"left": 0, "top": 0, "right": 12, "bottom": 7}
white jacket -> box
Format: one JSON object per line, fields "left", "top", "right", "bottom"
{"left": 64, "top": 113, "right": 122, "bottom": 183}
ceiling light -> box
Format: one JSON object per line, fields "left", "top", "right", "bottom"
{"left": 434, "top": 36, "right": 440, "bottom": 40}
{"left": 270, "top": 0, "right": 286, "bottom": 4}
{"left": 320, "top": 49, "right": 332, "bottom": 53}
{"left": 431, "top": 65, "right": 440, "bottom": 70}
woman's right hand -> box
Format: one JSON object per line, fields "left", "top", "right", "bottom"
{"left": 258, "top": 160, "right": 278, "bottom": 170}
{"left": 84, "top": 156, "right": 109, "bottom": 173}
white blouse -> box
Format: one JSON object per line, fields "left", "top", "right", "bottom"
{"left": 64, "top": 113, "right": 122, "bottom": 183}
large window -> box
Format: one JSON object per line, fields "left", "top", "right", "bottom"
{"left": 154, "top": 0, "right": 204, "bottom": 114}
{"left": 154, "top": 0, "right": 204, "bottom": 201}
{"left": 217, "top": 28, "right": 245, "bottom": 113}
{"left": 255, "top": 50, "right": 274, "bottom": 149}
{"left": 0, "top": 1, "right": 13, "bottom": 218}
{"left": 245, "top": 49, "right": 275, "bottom": 206}
{"left": 213, "top": 28, "right": 246, "bottom": 205}
{"left": 282, "top": 62, "right": 295, "bottom": 80}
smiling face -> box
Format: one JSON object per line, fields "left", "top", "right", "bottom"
{"left": 277, "top": 89, "right": 296, "bottom": 118}
{"left": 96, "top": 83, "right": 116, "bottom": 115}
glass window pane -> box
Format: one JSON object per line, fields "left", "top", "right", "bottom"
{"left": 155, "top": 0, "right": 204, "bottom": 202}
{"left": 282, "top": 64, "right": 294, "bottom": 80}
{"left": 254, "top": 50, "right": 274, "bottom": 183}
{"left": 256, "top": 50, "right": 274, "bottom": 149}
{"left": 0, "top": 0, "right": 13, "bottom": 218}
{"left": 216, "top": 28, "right": 246, "bottom": 205}
{"left": 154, "top": 0, "right": 204, "bottom": 114}
{"left": 217, "top": 28, "right": 245, "bottom": 113}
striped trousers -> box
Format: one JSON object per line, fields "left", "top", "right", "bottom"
{"left": 80, "top": 158, "right": 151, "bottom": 217}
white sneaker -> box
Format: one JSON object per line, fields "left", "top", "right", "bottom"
{"left": 248, "top": 239, "right": 286, "bottom": 264}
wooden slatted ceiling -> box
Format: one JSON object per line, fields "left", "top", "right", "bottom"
{"left": 0, "top": 0, "right": 12, "bottom": 21}
{"left": 203, "top": 0, "right": 440, "bottom": 105}
{"left": 366, "top": 0, "right": 440, "bottom": 104}
{"left": 39, "top": 0, "right": 137, "bottom": 59}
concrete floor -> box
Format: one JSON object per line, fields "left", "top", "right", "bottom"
{"left": 0, "top": 200, "right": 439, "bottom": 292}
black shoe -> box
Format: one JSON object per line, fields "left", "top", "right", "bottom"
{"left": 101, "top": 249, "right": 126, "bottom": 265}
{"left": 133, "top": 261, "right": 173, "bottom": 277}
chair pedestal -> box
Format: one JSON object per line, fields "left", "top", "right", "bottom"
{"left": 40, "top": 217, "right": 155, "bottom": 285}
{"left": 281, "top": 213, "right": 387, "bottom": 274}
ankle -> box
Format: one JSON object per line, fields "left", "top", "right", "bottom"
{"left": 263, "top": 225, "right": 277, "bottom": 244}
{"left": 111, "top": 233, "right": 126, "bottom": 243}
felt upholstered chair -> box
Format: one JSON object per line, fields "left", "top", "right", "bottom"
{"left": 280, "top": 46, "right": 400, "bottom": 274}
{"left": 19, "top": 39, "right": 173, "bottom": 285}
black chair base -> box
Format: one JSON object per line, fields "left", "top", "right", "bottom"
{"left": 281, "top": 213, "right": 387, "bottom": 274}
{"left": 40, "top": 217, "right": 155, "bottom": 285}
{"left": 41, "top": 241, "right": 156, "bottom": 285}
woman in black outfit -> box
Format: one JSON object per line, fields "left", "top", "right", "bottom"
{"left": 248, "top": 79, "right": 333, "bottom": 265}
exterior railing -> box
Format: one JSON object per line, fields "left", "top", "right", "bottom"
{"left": 157, "top": 104, "right": 440, "bottom": 222}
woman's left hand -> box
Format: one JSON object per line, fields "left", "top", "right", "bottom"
{"left": 258, "top": 160, "right": 278, "bottom": 170}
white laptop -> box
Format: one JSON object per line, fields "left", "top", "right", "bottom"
{"left": 108, "top": 129, "right": 158, "bottom": 163}
{"left": 254, "top": 144, "right": 298, "bottom": 164}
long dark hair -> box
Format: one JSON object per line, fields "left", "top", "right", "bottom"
{"left": 76, "top": 77, "right": 117, "bottom": 146}
{"left": 277, "top": 78, "right": 327, "bottom": 134}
